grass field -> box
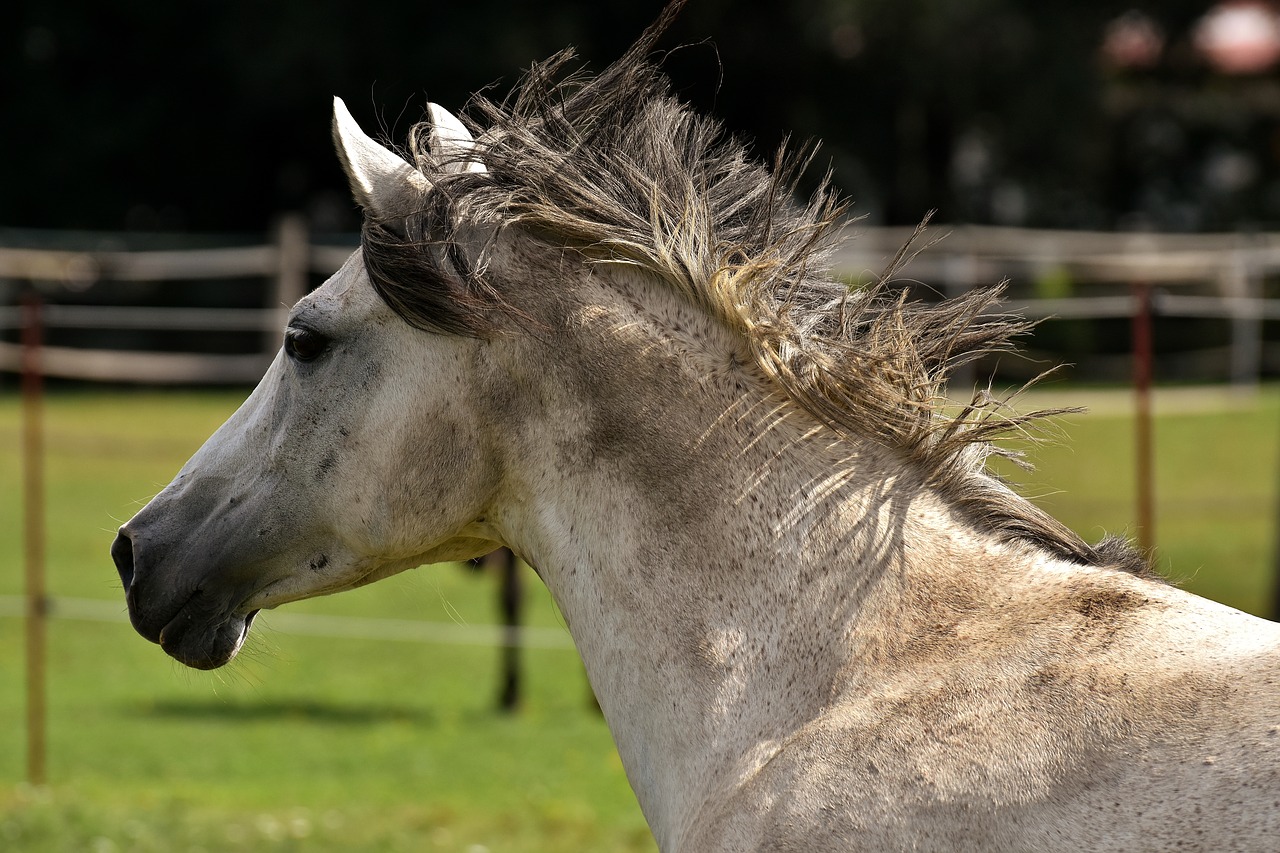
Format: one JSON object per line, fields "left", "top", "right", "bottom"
{"left": 2, "top": 385, "right": 1278, "bottom": 851}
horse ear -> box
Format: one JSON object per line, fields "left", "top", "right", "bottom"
{"left": 332, "top": 96, "right": 430, "bottom": 221}
{"left": 428, "top": 103, "right": 486, "bottom": 175}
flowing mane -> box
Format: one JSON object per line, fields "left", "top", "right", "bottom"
{"left": 360, "top": 12, "right": 1147, "bottom": 575}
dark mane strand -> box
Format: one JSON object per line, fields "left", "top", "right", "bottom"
{"left": 359, "top": 169, "right": 504, "bottom": 337}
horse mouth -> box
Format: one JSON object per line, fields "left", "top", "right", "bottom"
{"left": 157, "top": 606, "right": 260, "bottom": 670}
{"left": 114, "top": 528, "right": 265, "bottom": 670}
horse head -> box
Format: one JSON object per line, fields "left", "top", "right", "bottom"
{"left": 111, "top": 101, "right": 511, "bottom": 669}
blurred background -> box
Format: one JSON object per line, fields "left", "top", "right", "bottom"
{"left": 5, "top": 1, "right": 1280, "bottom": 851}
{"left": 8, "top": 0, "right": 1280, "bottom": 233}
{"left": 9, "top": 0, "right": 1280, "bottom": 381}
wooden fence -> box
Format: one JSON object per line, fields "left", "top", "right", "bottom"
{"left": 835, "top": 225, "right": 1280, "bottom": 387}
{"left": 0, "top": 217, "right": 349, "bottom": 382}
{"left": 3, "top": 218, "right": 1280, "bottom": 384}
{"left": 8, "top": 219, "right": 1280, "bottom": 782}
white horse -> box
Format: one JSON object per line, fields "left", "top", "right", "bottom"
{"left": 112, "top": 17, "right": 1280, "bottom": 853}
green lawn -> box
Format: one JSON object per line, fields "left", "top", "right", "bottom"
{"left": 0, "top": 389, "right": 651, "bottom": 852}
{"left": 991, "top": 385, "right": 1280, "bottom": 612}
{"left": 1, "top": 385, "right": 1278, "bottom": 851}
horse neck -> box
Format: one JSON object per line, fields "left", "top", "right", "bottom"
{"left": 489, "top": 265, "right": 1013, "bottom": 845}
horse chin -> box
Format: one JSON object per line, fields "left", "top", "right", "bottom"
{"left": 158, "top": 609, "right": 259, "bottom": 671}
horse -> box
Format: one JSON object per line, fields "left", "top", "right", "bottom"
{"left": 111, "top": 12, "right": 1280, "bottom": 853}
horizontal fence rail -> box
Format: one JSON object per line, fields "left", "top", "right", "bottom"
{"left": 0, "top": 217, "right": 346, "bottom": 382}
{"left": 0, "top": 304, "right": 284, "bottom": 331}
{"left": 4, "top": 218, "right": 1280, "bottom": 384}
{"left": 0, "top": 244, "right": 279, "bottom": 282}
{"left": 0, "top": 595, "right": 577, "bottom": 651}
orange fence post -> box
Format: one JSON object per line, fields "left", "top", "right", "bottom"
{"left": 20, "top": 293, "right": 48, "bottom": 786}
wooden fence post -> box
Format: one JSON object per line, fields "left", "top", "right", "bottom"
{"left": 1224, "top": 251, "right": 1262, "bottom": 391}
{"left": 271, "top": 215, "right": 310, "bottom": 353}
{"left": 1131, "top": 281, "right": 1155, "bottom": 555}
{"left": 943, "top": 253, "right": 978, "bottom": 394}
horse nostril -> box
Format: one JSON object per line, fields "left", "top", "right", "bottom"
{"left": 111, "top": 530, "right": 135, "bottom": 592}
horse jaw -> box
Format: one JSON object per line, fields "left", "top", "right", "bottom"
{"left": 331, "top": 96, "right": 430, "bottom": 220}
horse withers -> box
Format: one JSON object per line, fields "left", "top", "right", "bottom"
{"left": 111, "top": 15, "right": 1280, "bottom": 853}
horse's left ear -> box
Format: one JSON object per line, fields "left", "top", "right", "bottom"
{"left": 428, "top": 103, "right": 486, "bottom": 175}
{"left": 332, "top": 96, "right": 430, "bottom": 221}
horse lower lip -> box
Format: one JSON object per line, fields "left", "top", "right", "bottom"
{"left": 231, "top": 610, "right": 260, "bottom": 658}
{"left": 157, "top": 608, "right": 254, "bottom": 670}
{"left": 242, "top": 609, "right": 260, "bottom": 639}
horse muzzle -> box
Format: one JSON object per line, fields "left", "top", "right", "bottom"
{"left": 111, "top": 526, "right": 258, "bottom": 670}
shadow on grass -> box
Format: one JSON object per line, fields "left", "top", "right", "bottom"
{"left": 132, "top": 698, "right": 439, "bottom": 726}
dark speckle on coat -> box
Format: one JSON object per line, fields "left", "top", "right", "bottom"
{"left": 317, "top": 450, "right": 339, "bottom": 480}
{"left": 1071, "top": 587, "right": 1146, "bottom": 621}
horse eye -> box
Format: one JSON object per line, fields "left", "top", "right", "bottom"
{"left": 284, "top": 328, "right": 329, "bottom": 363}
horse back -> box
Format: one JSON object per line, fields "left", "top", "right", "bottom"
{"left": 686, "top": 572, "right": 1280, "bottom": 852}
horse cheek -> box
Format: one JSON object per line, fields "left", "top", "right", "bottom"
{"left": 350, "top": 416, "right": 492, "bottom": 558}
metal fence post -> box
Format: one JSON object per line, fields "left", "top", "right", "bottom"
{"left": 21, "top": 293, "right": 47, "bottom": 786}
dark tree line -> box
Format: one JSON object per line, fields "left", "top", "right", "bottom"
{"left": 5, "top": 0, "right": 1277, "bottom": 234}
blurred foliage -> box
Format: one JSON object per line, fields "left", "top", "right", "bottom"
{"left": 6, "top": 0, "right": 1280, "bottom": 233}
